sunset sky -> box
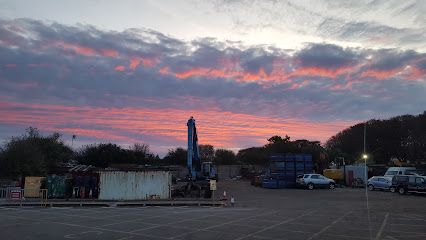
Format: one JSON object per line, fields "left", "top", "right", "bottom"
{"left": 0, "top": 0, "right": 425, "bottom": 155}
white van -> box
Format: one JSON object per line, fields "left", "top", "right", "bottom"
{"left": 384, "top": 167, "right": 416, "bottom": 176}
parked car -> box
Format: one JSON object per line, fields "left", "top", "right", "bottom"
{"left": 391, "top": 175, "right": 426, "bottom": 195}
{"left": 297, "top": 174, "right": 335, "bottom": 190}
{"left": 384, "top": 167, "right": 416, "bottom": 177}
{"left": 367, "top": 176, "right": 392, "bottom": 191}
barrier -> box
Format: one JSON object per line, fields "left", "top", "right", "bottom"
{"left": 0, "top": 188, "right": 7, "bottom": 199}
{"left": 40, "top": 189, "right": 48, "bottom": 207}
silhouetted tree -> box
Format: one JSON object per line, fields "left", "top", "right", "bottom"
{"left": 199, "top": 144, "right": 215, "bottom": 162}
{"left": 267, "top": 135, "right": 290, "bottom": 144}
{"left": 325, "top": 112, "right": 426, "bottom": 165}
{"left": 0, "top": 127, "right": 73, "bottom": 178}
{"left": 77, "top": 143, "right": 126, "bottom": 168}
{"left": 130, "top": 143, "right": 156, "bottom": 164}
{"left": 163, "top": 148, "right": 187, "bottom": 166}
{"left": 236, "top": 147, "right": 268, "bottom": 165}
{"left": 76, "top": 142, "right": 157, "bottom": 167}
{"left": 214, "top": 149, "right": 236, "bottom": 165}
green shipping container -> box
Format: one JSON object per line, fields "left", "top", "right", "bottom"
{"left": 47, "top": 175, "right": 72, "bottom": 198}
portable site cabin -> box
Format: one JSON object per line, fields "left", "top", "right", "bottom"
{"left": 345, "top": 165, "right": 368, "bottom": 186}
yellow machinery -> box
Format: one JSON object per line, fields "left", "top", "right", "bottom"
{"left": 323, "top": 169, "right": 344, "bottom": 181}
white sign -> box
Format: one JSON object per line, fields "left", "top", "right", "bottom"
{"left": 210, "top": 180, "right": 217, "bottom": 191}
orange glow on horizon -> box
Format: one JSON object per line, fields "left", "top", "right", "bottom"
{"left": 0, "top": 101, "right": 354, "bottom": 149}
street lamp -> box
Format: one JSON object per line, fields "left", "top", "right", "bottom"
{"left": 362, "top": 154, "right": 368, "bottom": 160}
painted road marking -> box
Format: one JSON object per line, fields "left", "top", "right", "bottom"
{"left": 305, "top": 211, "right": 353, "bottom": 240}
{"left": 375, "top": 212, "right": 389, "bottom": 240}
{"left": 233, "top": 210, "right": 316, "bottom": 240}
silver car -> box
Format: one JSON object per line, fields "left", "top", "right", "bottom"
{"left": 367, "top": 176, "right": 393, "bottom": 191}
{"left": 297, "top": 174, "right": 336, "bottom": 190}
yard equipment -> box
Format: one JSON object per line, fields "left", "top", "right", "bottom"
{"left": 172, "top": 117, "right": 216, "bottom": 198}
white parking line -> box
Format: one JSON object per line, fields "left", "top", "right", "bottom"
{"left": 170, "top": 210, "right": 281, "bottom": 239}
{"left": 385, "top": 237, "right": 398, "bottom": 240}
{"left": 322, "top": 233, "right": 370, "bottom": 240}
{"left": 305, "top": 211, "right": 353, "bottom": 240}
{"left": 128, "top": 209, "right": 243, "bottom": 233}
{"left": 233, "top": 210, "right": 316, "bottom": 240}
{"left": 64, "top": 230, "right": 103, "bottom": 239}
{"left": 3, "top": 213, "right": 170, "bottom": 240}
{"left": 375, "top": 212, "right": 389, "bottom": 240}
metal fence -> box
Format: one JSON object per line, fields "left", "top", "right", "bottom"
{"left": 0, "top": 187, "right": 48, "bottom": 201}
{"left": 0, "top": 188, "right": 48, "bottom": 206}
{"left": 0, "top": 188, "right": 8, "bottom": 199}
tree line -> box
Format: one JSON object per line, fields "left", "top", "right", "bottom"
{"left": 0, "top": 127, "right": 239, "bottom": 178}
{"left": 1, "top": 111, "right": 425, "bottom": 178}
{"left": 325, "top": 111, "right": 426, "bottom": 165}
{"left": 0, "top": 127, "right": 325, "bottom": 178}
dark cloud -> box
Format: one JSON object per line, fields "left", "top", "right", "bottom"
{"left": 368, "top": 49, "right": 418, "bottom": 70}
{"left": 416, "top": 58, "right": 426, "bottom": 70}
{"left": 295, "top": 44, "right": 358, "bottom": 69}
{"left": 239, "top": 49, "right": 276, "bottom": 74}
{"left": 0, "top": 18, "right": 425, "bottom": 125}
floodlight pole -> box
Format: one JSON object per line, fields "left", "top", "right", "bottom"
{"left": 363, "top": 122, "right": 366, "bottom": 154}
{"left": 363, "top": 121, "right": 372, "bottom": 240}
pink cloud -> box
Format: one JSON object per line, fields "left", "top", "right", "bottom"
{"left": 115, "top": 65, "right": 125, "bottom": 72}
{"left": 55, "top": 41, "right": 97, "bottom": 56}
{"left": 360, "top": 69, "right": 401, "bottom": 80}
{"left": 101, "top": 49, "right": 119, "bottom": 57}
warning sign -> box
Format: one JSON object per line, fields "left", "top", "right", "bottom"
{"left": 10, "top": 190, "right": 22, "bottom": 200}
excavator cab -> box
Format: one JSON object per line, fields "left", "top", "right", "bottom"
{"left": 201, "top": 162, "right": 217, "bottom": 180}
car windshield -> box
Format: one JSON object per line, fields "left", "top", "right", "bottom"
{"left": 405, "top": 169, "right": 417, "bottom": 175}
{"left": 386, "top": 171, "right": 399, "bottom": 175}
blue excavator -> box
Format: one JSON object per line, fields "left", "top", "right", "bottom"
{"left": 173, "top": 117, "right": 216, "bottom": 198}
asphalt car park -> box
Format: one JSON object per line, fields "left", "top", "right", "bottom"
{"left": 1, "top": 180, "right": 426, "bottom": 240}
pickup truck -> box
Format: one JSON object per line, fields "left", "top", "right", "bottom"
{"left": 391, "top": 175, "right": 426, "bottom": 195}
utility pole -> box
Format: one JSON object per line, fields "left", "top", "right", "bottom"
{"left": 364, "top": 122, "right": 366, "bottom": 154}
{"left": 72, "top": 134, "right": 76, "bottom": 148}
{"left": 363, "top": 121, "right": 373, "bottom": 240}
